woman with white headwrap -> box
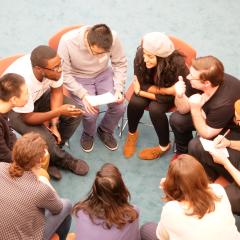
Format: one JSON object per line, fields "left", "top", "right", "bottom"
{"left": 123, "top": 32, "right": 189, "bottom": 160}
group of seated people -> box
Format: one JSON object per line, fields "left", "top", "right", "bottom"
{"left": 0, "top": 23, "right": 240, "bottom": 239}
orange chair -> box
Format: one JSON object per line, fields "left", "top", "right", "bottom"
{"left": 118, "top": 36, "right": 197, "bottom": 137}
{"left": 214, "top": 176, "right": 230, "bottom": 188}
{"left": 48, "top": 25, "right": 82, "bottom": 96}
{"left": 48, "top": 25, "right": 82, "bottom": 51}
{"left": 0, "top": 54, "right": 24, "bottom": 76}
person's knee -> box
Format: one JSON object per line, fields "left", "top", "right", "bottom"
{"left": 149, "top": 104, "right": 166, "bottom": 119}
{"left": 169, "top": 112, "right": 189, "bottom": 132}
{"left": 61, "top": 198, "right": 72, "bottom": 215}
{"left": 188, "top": 137, "right": 200, "bottom": 154}
{"left": 83, "top": 112, "right": 98, "bottom": 122}
{"left": 140, "top": 222, "right": 158, "bottom": 240}
{"left": 188, "top": 138, "right": 206, "bottom": 163}
{"left": 128, "top": 95, "right": 147, "bottom": 111}
{"left": 111, "top": 102, "right": 126, "bottom": 115}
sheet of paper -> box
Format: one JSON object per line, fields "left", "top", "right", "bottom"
{"left": 86, "top": 92, "right": 117, "bottom": 106}
{"left": 199, "top": 137, "right": 229, "bottom": 157}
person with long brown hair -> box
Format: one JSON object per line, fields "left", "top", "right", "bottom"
{"left": 141, "top": 154, "right": 240, "bottom": 240}
{"left": 73, "top": 163, "right": 140, "bottom": 240}
{"left": 0, "top": 132, "right": 72, "bottom": 240}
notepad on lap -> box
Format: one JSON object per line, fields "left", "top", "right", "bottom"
{"left": 86, "top": 92, "right": 117, "bottom": 106}
{"left": 199, "top": 137, "right": 229, "bottom": 157}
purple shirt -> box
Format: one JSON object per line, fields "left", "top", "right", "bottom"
{"left": 76, "top": 208, "right": 140, "bottom": 240}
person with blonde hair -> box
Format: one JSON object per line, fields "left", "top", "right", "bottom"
{"left": 141, "top": 154, "right": 240, "bottom": 240}
{"left": 73, "top": 163, "right": 140, "bottom": 240}
{"left": 0, "top": 132, "right": 72, "bottom": 240}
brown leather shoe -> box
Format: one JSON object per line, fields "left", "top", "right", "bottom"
{"left": 123, "top": 131, "right": 139, "bottom": 158}
{"left": 63, "top": 152, "right": 89, "bottom": 176}
{"left": 138, "top": 145, "right": 171, "bottom": 160}
{"left": 48, "top": 166, "right": 62, "bottom": 180}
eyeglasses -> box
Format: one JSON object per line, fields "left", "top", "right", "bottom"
{"left": 87, "top": 37, "right": 108, "bottom": 55}
{"left": 41, "top": 64, "right": 62, "bottom": 72}
{"left": 187, "top": 73, "right": 203, "bottom": 82}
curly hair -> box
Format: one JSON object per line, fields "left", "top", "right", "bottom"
{"left": 134, "top": 46, "right": 188, "bottom": 88}
{"left": 9, "top": 132, "right": 47, "bottom": 178}
{"left": 73, "top": 163, "right": 138, "bottom": 229}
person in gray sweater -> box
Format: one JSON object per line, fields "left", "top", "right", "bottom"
{"left": 58, "top": 24, "right": 127, "bottom": 153}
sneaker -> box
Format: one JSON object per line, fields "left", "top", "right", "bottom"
{"left": 63, "top": 152, "right": 89, "bottom": 176}
{"left": 138, "top": 145, "right": 171, "bottom": 160}
{"left": 80, "top": 132, "right": 94, "bottom": 152}
{"left": 97, "top": 127, "right": 118, "bottom": 151}
{"left": 48, "top": 166, "right": 62, "bottom": 180}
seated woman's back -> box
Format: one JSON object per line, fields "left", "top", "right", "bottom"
{"left": 159, "top": 184, "right": 240, "bottom": 240}
{"left": 76, "top": 208, "right": 140, "bottom": 240}
{"left": 73, "top": 163, "right": 140, "bottom": 240}
{"left": 0, "top": 133, "right": 63, "bottom": 240}
{"left": 157, "top": 154, "right": 240, "bottom": 240}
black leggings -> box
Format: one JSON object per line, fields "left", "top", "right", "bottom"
{"left": 127, "top": 94, "right": 173, "bottom": 147}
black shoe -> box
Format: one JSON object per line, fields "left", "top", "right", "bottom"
{"left": 80, "top": 132, "right": 94, "bottom": 152}
{"left": 97, "top": 127, "right": 118, "bottom": 151}
{"left": 48, "top": 166, "right": 62, "bottom": 180}
{"left": 63, "top": 152, "right": 89, "bottom": 176}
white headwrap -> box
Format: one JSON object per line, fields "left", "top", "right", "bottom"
{"left": 142, "top": 32, "right": 175, "bottom": 58}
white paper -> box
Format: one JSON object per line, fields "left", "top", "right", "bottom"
{"left": 199, "top": 137, "right": 229, "bottom": 157}
{"left": 86, "top": 92, "right": 117, "bottom": 106}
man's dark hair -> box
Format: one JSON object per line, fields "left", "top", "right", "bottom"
{"left": 30, "top": 45, "right": 57, "bottom": 68}
{"left": 0, "top": 73, "right": 25, "bottom": 101}
{"left": 87, "top": 24, "right": 113, "bottom": 51}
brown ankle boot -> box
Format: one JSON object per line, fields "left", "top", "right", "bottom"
{"left": 138, "top": 144, "right": 171, "bottom": 160}
{"left": 123, "top": 131, "right": 139, "bottom": 158}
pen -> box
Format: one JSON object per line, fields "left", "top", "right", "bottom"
{"left": 216, "top": 129, "right": 230, "bottom": 145}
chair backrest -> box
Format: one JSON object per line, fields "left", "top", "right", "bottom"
{"left": 48, "top": 25, "right": 82, "bottom": 50}
{"left": 169, "top": 35, "right": 196, "bottom": 67}
{"left": 0, "top": 54, "right": 24, "bottom": 76}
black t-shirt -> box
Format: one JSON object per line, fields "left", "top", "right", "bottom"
{"left": 200, "top": 73, "right": 240, "bottom": 130}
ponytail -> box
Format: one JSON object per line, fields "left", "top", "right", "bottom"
{"left": 9, "top": 162, "right": 25, "bottom": 178}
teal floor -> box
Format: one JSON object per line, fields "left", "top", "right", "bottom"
{"left": 1, "top": 0, "right": 240, "bottom": 231}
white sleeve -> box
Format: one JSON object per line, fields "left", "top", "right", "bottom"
{"left": 156, "top": 207, "right": 170, "bottom": 240}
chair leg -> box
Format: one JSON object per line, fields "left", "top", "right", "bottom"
{"left": 118, "top": 116, "right": 128, "bottom": 138}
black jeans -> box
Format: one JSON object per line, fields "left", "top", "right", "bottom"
{"left": 9, "top": 91, "right": 82, "bottom": 167}
{"left": 127, "top": 94, "right": 173, "bottom": 147}
{"left": 169, "top": 111, "right": 195, "bottom": 153}
{"left": 188, "top": 134, "right": 240, "bottom": 215}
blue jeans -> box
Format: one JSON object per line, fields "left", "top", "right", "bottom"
{"left": 44, "top": 198, "right": 72, "bottom": 240}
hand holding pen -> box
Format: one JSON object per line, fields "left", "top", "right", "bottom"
{"left": 213, "top": 129, "right": 231, "bottom": 148}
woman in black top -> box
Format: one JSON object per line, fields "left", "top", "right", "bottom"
{"left": 123, "top": 32, "right": 189, "bottom": 160}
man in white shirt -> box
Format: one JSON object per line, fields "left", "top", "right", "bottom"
{"left": 5, "top": 45, "right": 89, "bottom": 180}
{"left": 58, "top": 24, "right": 127, "bottom": 153}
